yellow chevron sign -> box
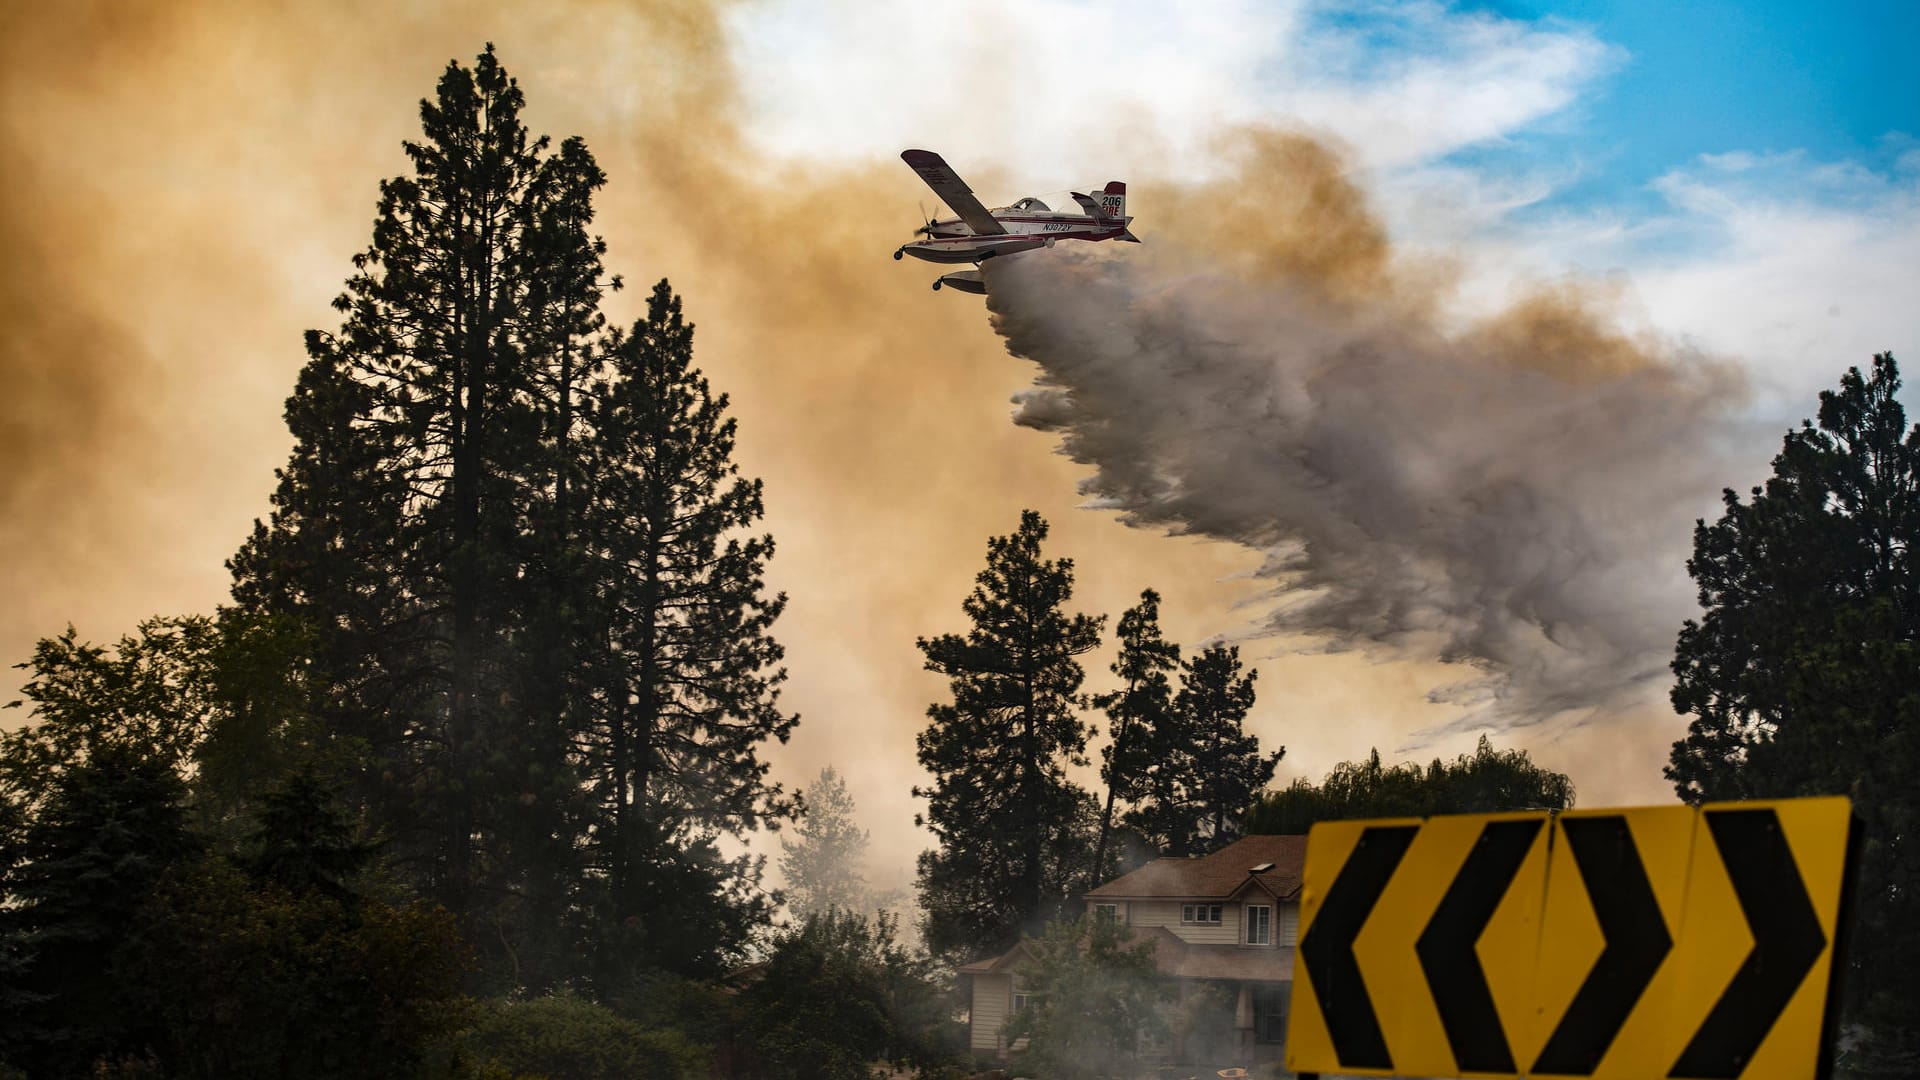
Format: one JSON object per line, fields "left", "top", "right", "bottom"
{"left": 1285, "top": 797, "right": 1852, "bottom": 1080}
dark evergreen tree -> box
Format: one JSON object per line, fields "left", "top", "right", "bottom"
{"left": 227, "top": 46, "right": 616, "bottom": 986}
{"left": 1089, "top": 589, "right": 1178, "bottom": 885}
{"left": 1171, "top": 645, "right": 1280, "bottom": 854}
{"left": 1110, "top": 641, "right": 1278, "bottom": 857}
{"left": 583, "top": 281, "right": 799, "bottom": 979}
{"left": 0, "top": 744, "right": 197, "bottom": 1074}
{"left": 913, "top": 511, "right": 1104, "bottom": 962}
{"left": 1666, "top": 354, "right": 1918, "bottom": 1073}
{"left": 244, "top": 770, "right": 380, "bottom": 903}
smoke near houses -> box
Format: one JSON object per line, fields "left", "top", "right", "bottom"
{"left": 988, "top": 132, "right": 1744, "bottom": 728}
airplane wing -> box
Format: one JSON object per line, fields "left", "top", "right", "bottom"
{"left": 901, "top": 149, "right": 1006, "bottom": 236}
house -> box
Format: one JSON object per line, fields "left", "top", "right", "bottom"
{"left": 958, "top": 833, "right": 1307, "bottom": 1065}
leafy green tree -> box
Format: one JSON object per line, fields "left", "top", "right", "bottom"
{"left": 779, "top": 766, "right": 871, "bottom": 919}
{"left": 582, "top": 280, "right": 798, "bottom": 979}
{"left": 189, "top": 612, "right": 352, "bottom": 848}
{"left": 227, "top": 46, "right": 616, "bottom": 980}
{"left": 121, "top": 859, "right": 470, "bottom": 1080}
{"left": 1090, "top": 590, "right": 1179, "bottom": 884}
{"left": 1002, "top": 915, "right": 1171, "bottom": 1080}
{"left": 1, "top": 617, "right": 220, "bottom": 815}
{"left": 1244, "top": 736, "right": 1573, "bottom": 834}
{"left": 1666, "top": 354, "right": 1918, "bottom": 1073}
{"left": 742, "top": 909, "right": 961, "bottom": 1080}
{"left": 1, "top": 612, "right": 345, "bottom": 856}
{"left": 913, "top": 511, "right": 1105, "bottom": 962}
{"left": 459, "top": 994, "right": 707, "bottom": 1080}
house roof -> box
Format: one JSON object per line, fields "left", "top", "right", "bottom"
{"left": 956, "top": 940, "right": 1033, "bottom": 976}
{"left": 1134, "top": 926, "right": 1294, "bottom": 982}
{"left": 1084, "top": 834, "right": 1309, "bottom": 902}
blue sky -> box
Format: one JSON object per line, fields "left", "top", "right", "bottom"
{"left": 1439, "top": 0, "right": 1919, "bottom": 209}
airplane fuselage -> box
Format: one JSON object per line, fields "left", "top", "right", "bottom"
{"left": 896, "top": 212, "right": 1131, "bottom": 264}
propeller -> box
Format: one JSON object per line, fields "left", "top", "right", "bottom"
{"left": 915, "top": 201, "right": 937, "bottom": 237}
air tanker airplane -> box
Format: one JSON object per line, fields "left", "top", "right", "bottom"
{"left": 893, "top": 149, "right": 1140, "bottom": 294}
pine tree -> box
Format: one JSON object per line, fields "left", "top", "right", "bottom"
{"left": 1667, "top": 355, "right": 1918, "bottom": 1071}
{"left": 780, "top": 766, "right": 871, "bottom": 919}
{"left": 1176, "top": 645, "right": 1280, "bottom": 853}
{"left": 913, "top": 511, "right": 1104, "bottom": 962}
{"left": 583, "top": 280, "right": 799, "bottom": 978}
{"left": 227, "top": 46, "right": 614, "bottom": 984}
{"left": 1089, "top": 589, "right": 1178, "bottom": 886}
{"left": 1124, "top": 644, "right": 1279, "bottom": 856}
{"left": 0, "top": 744, "right": 197, "bottom": 1073}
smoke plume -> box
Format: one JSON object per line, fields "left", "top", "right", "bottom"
{"left": 988, "top": 132, "right": 1742, "bottom": 728}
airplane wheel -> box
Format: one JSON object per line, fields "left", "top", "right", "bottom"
{"left": 893, "top": 249, "right": 903, "bottom": 261}
{"left": 931, "top": 280, "right": 942, "bottom": 291}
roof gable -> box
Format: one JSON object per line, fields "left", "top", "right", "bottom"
{"left": 1084, "top": 834, "right": 1308, "bottom": 901}
{"left": 956, "top": 939, "right": 1035, "bottom": 975}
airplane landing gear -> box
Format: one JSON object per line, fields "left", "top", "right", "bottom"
{"left": 931, "top": 279, "right": 942, "bottom": 291}
{"left": 893, "top": 248, "right": 904, "bottom": 261}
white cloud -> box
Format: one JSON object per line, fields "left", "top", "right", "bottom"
{"left": 724, "top": 0, "right": 1615, "bottom": 182}
{"left": 1377, "top": 146, "right": 1920, "bottom": 418}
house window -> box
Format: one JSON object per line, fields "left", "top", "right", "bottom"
{"left": 1093, "top": 903, "right": 1121, "bottom": 923}
{"left": 1246, "top": 904, "right": 1272, "bottom": 945}
{"left": 1013, "top": 992, "right": 1035, "bottom": 1012}
{"left": 1181, "top": 903, "right": 1223, "bottom": 924}
{"left": 1253, "top": 984, "right": 1291, "bottom": 1044}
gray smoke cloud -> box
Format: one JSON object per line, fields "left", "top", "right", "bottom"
{"left": 984, "top": 154, "right": 1743, "bottom": 729}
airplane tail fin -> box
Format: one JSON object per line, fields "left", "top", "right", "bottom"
{"left": 1096, "top": 181, "right": 1127, "bottom": 222}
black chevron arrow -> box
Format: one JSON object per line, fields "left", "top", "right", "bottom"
{"left": 1416, "top": 817, "right": 1544, "bottom": 1074}
{"left": 1300, "top": 824, "right": 1418, "bottom": 1071}
{"left": 1533, "top": 815, "right": 1674, "bottom": 1076}
{"left": 1669, "top": 808, "right": 1828, "bottom": 1080}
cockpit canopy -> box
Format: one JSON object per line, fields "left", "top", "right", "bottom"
{"left": 1002, "top": 196, "right": 1051, "bottom": 213}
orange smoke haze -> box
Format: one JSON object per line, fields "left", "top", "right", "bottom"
{"left": 1, "top": 1, "right": 1694, "bottom": 889}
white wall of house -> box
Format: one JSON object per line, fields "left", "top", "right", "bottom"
{"left": 969, "top": 973, "right": 1011, "bottom": 1054}
{"left": 1129, "top": 899, "right": 1241, "bottom": 944}
{"left": 1093, "top": 898, "right": 1301, "bottom": 948}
